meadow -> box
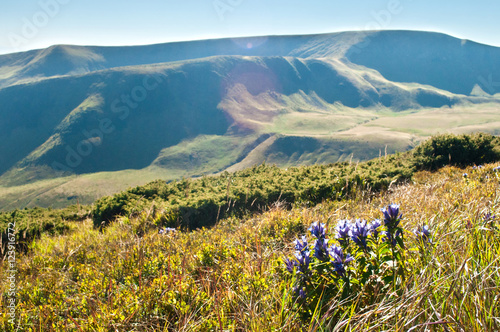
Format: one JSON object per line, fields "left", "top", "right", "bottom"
{"left": 1, "top": 133, "right": 500, "bottom": 331}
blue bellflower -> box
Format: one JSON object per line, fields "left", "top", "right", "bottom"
{"left": 284, "top": 257, "right": 296, "bottom": 273}
{"left": 369, "top": 219, "right": 382, "bottom": 239}
{"left": 335, "top": 219, "right": 352, "bottom": 246}
{"left": 413, "top": 225, "right": 432, "bottom": 244}
{"left": 294, "top": 251, "right": 311, "bottom": 274}
{"left": 294, "top": 235, "right": 309, "bottom": 254}
{"left": 159, "top": 227, "right": 176, "bottom": 235}
{"left": 381, "top": 204, "right": 402, "bottom": 229}
{"left": 382, "top": 229, "right": 402, "bottom": 247}
{"left": 308, "top": 221, "right": 326, "bottom": 239}
{"left": 484, "top": 212, "right": 496, "bottom": 222}
{"left": 293, "top": 286, "right": 307, "bottom": 300}
{"left": 349, "top": 219, "right": 370, "bottom": 249}
{"left": 328, "top": 245, "right": 354, "bottom": 277}
{"left": 314, "top": 238, "right": 330, "bottom": 260}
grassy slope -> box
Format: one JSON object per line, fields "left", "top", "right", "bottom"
{"left": 1, "top": 101, "right": 499, "bottom": 210}
{"left": 1, "top": 163, "right": 499, "bottom": 331}
{"left": 2, "top": 102, "right": 499, "bottom": 210}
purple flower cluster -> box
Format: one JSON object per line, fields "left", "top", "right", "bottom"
{"left": 483, "top": 212, "right": 497, "bottom": 228}
{"left": 381, "top": 204, "right": 402, "bottom": 230}
{"left": 285, "top": 220, "right": 356, "bottom": 278}
{"left": 382, "top": 229, "right": 402, "bottom": 246}
{"left": 294, "top": 236, "right": 309, "bottom": 254}
{"left": 309, "top": 221, "right": 354, "bottom": 275}
{"left": 308, "top": 222, "right": 326, "bottom": 240}
{"left": 335, "top": 219, "right": 351, "bottom": 246}
{"left": 314, "top": 238, "right": 330, "bottom": 260}
{"left": 293, "top": 286, "right": 307, "bottom": 299}
{"left": 284, "top": 204, "right": 420, "bottom": 301}
{"left": 369, "top": 219, "right": 382, "bottom": 238}
{"left": 413, "top": 225, "right": 432, "bottom": 244}
{"left": 349, "top": 220, "right": 370, "bottom": 249}
{"left": 285, "top": 235, "right": 311, "bottom": 275}
{"left": 332, "top": 218, "right": 382, "bottom": 250}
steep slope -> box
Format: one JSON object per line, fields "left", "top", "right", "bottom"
{"left": 2, "top": 54, "right": 491, "bottom": 179}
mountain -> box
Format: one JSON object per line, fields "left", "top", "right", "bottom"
{"left": 0, "top": 30, "right": 499, "bottom": 209}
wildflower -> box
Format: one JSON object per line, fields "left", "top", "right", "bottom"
{"left": 294, "top": 236, "right": 309, "bottom": 254}
{"left": 413, "top": 225, "right": 432, "bottom": 244}
{"left": 494, "top": 166, "right": 500, "bottom": 172}
{"left": 293, "top": 286, "right": 307, "bottom": 300}
{"left": 483, "top": 212, "right": 497, "bottom": 228}
{"left": 369, "top": 219, "right": 382, "bottom": 239}
{"left": 308, "top": 221, "right": 326, "bottom": 239}
{"left": 159, "top": 227, "right": 176, "bottom": 235}
{"left": 294, "top": 251, "right": 311, "bottom": 274}
{"left": 328, "top": 245, "right": 354, "bottom": 277}
{"left": 381, "top": 204, "right": 402, "bottom": 229}
{"left": 463, "top": 173, "right": 468, "bottom": 178}
{"left": 313, "top": 238, "right": 329, "bottom": 260}
{"left": 284, "top": 257, "right": 296, "bottom": 273}
{"left": 335, "top": 219, "right": 352, "bottom": 246}
{"left": 349, "top": 219, "right": 370, "bottom": 249}
{"left": 484, "top": 212, "right": 496, "bottom": 222}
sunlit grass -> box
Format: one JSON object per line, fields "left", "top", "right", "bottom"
{"left": 1, "top": 164, "right": 500, "bottom": 331}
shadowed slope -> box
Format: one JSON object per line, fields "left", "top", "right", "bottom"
{"left": 346, "top": 30, "right": 500, "bottom": 95}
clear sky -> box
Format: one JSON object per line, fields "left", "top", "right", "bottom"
{"left": 1, "top": 0, "right": 499, "bottom": 55}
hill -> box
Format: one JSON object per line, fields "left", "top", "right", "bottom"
{"left": 0, "top": 31, "right": 500, "bottom": 209}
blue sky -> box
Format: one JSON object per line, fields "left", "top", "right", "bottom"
{"left": 1, "top": 0, "right": 499, "bottom": 54}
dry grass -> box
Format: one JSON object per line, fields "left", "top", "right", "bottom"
{"left": 1, "top": 164, "right": 500, "bottom": 331}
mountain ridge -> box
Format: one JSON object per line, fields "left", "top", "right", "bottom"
{"left": 2, "top": 30, "right": 500, "bottom": 94}
{"left": 1, "top": 30, "right": 499, "bottom": 209}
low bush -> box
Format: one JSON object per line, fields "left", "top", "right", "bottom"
{"left": 412, "top": 132, "right": 500, "bottom": 170}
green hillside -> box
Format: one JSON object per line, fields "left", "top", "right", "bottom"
{"left": 0, "top": 31, "right": 500, "bottom": 210}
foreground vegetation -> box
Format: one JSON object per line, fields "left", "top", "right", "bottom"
{"left": 4, "top": 132, "right": 499, "bottom": 252}
{"left": 1, "top": 133, "right": 500, "bottom": 330}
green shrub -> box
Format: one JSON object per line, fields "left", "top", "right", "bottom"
{"left": 91, "top": 192, "right": 141, "bottom": 228}
{"left": 413, "top": 133, "right": 500, "bottom": 170}
{"left": 84, "top": 133, "right": 498, "bottom": 231}
{"left": 0, "top": 206, "right": 87, "bottom": 252}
